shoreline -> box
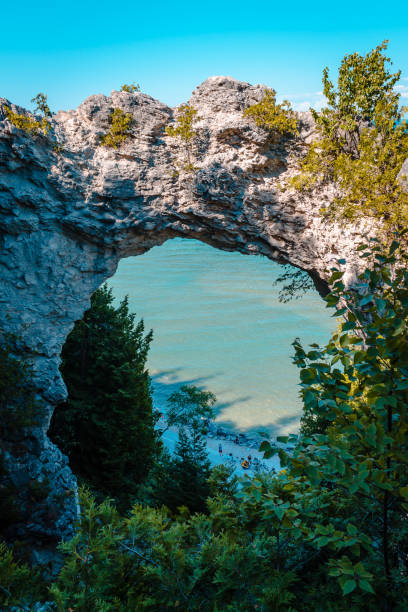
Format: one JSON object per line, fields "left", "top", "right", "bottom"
{"left": 157, "top": 416, "right": 291, "bottom": 476}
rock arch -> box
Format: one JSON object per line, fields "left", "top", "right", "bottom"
{"left": 0, "top": 76, "right": 362, "bottom": 555}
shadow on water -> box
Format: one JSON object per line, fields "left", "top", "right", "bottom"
{"left": 150, "top": 369, "right": 301, "bottom": 437}
{"left": 150, "top": 368, "right": 222, "bottom": 403}
{"left": 215, "top": 412, "right": 301, "bottom": 438}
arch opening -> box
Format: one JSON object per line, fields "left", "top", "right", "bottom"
{"left": 98, "top": 237, "right": 334, "bottom": 437}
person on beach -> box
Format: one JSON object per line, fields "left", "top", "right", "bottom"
{"left": 218, "top": 443, "right": 223, "bottom": 455}
{"left": 234, "top": 436, "right": 239, "bottom": 445}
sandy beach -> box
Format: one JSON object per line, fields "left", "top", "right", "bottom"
{"left": 157, "top": 416, "right": 283, "bottom": 477}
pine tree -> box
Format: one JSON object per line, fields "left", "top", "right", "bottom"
{"left": 168, "top": 426, "right": 211, "bottom": 513}
{"left": 49, "top": 285, "right": 157, "bottom": 511}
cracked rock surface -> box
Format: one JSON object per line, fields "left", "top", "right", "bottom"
{"left": 0, "top": 76, "right": 374, "bottom": 557}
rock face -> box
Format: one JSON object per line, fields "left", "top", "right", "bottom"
{"left": 0, "top": 76, "right": 371, "bottom": 556}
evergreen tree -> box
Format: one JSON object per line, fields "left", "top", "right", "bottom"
{"left": 49, "top": 285, "right": 157, "bottom": 511}
{"left": 166, "top": 425, "right": 211, "bottom": 513}
{"left": 141, "top": 385, "right": 214, "bottom": 513}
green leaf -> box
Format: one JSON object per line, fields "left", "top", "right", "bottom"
{"left": 342, "top": 321, "right": 357, "bottom": 332}
{"left": 347, "top": 524, "right": 357, "bottom": 536}
{"left": 342, "top": 579, "right": 357, "bottom": 595}
{"left": 359, "top": 579, "right": 374, "bottom": 594}
{"left": 400, "top": 486, "right": 408, "bottom": 500}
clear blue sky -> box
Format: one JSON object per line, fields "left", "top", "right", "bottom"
{"left": 1, "top": 0, "right": 407, "bottom": 112}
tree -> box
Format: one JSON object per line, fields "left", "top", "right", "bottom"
{"left": 289, "top": 41, "right": 408, "bottom": 234}
{"left": 31, "top": 93, "right": 51, "bottom": 117}
{"left": 164, "top": 384, "right": 216, "bottom": 433}
{"left": 49, "top": 285, "right": 157, "bottom": 512}
{"left": 261, "top": 237, "right": 408, "bottom": 610}
{"left": 142, "top": 385, "right": 215, "bottom": 513}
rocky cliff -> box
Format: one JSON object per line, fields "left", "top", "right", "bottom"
{"left": 0, "top": 76, "right": 373, "bottom": 560}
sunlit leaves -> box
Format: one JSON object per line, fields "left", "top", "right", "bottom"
{"left": 100, "top": 108, "right": 133, "bottom": 148}
{"left": 243, "top": 88, "right": 298, "bottom": 137}
{"left": 5, "top": 105, "right": 50, "bottom": 136}
{"left": 288, "top": 41, "right": 408, "bottom": 234}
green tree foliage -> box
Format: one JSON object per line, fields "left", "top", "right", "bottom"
{"left": 273, "top": 265, "right": 315, "bottom": 303}
{"left": 4, "top": 105, "right": 49, "bottom": 136}
{"left": 165, "top": 104, "right": 200, "bottom": 172}
{"left": 207, "top": 463, "right": 239, "bottom": 498}
{"left": 50, "top": 487, "right": 299, "bottom": 611}
{"left": 141, "top": 385, "right": 214, "bottom": 513}
{"left": 120, "top": 83, "right": 141, "bottom": 93}
{"left": 100, "top": 108, "right": 133, "bottom": 148}
{"left": 164, "top": 384, "right": 216, "bottom": 432}
{"left": 261, "top": 237, "right": 408, "bottom": 609}
{"left": 49, "top": 285, "right": 157, "bottom": 512}
{"left": 31, "top": 92, "right": 52, "bottom": 117}
{"left": 243, "top": 88, "right": 298, "bottom": 136}
{"left": 14, "top": 242, "right": 408, "bottom": 610}
{"left": 0, "top": 542, "right": 46, "bottom": 609}
{"left": 289, "top": 41, "right": 408, "bottom": 233}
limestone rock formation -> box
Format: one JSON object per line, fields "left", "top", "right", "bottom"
{"left": 0, "top": 76, "right": 374, "bottom": 558}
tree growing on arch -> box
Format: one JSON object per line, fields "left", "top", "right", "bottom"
{"left": 49, "top": 285, "right": 158, "bottom": 511}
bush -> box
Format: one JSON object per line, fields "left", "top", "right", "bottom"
{"left": 0, "top": 542, "right": 46, "bottom": 609}
{"left": 243, "top": 88, "right": 298, "bottom": 136}
{"left": 120, "top": 83, "right": 140, "bottom": 93}
{"left": 100, "top": 108, "right": 133, "bottom": 148}
{"left": 4, "top": 106, "right": 49, "bottom": 136}
{"left": 165, "top": 104, "right": 200, "bottom": 173}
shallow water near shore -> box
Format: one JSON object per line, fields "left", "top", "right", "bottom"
{"left": 109, "top": 238, "right": 334, "bottom": 436}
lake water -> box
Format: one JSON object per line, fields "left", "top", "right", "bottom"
{"left": 108, "top": 238, "right": 334, "bottom": 436}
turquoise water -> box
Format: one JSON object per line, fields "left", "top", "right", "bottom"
{"left": 108, "top": 238, "right": 334, "bottom": 436}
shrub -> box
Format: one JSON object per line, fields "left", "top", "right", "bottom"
{"left": 165, "top": 104, "right": 200, "bottom": 173}
{"left": 243, "top": 88, "right": 298, "bottom": 136}
{"left": 100, "top": 108, "right": 133, "bottom": 148}
{"left": 4, "top": 106, "right": 49, "bottom": 136}
{"left": 120, "top": 83, "right": 140, "bottom": 93}
{"left": 261, "top": 236, "right": 408, "bottom": 608}
{"left": 0, "top": 542, "right": 47, "bottom": 609}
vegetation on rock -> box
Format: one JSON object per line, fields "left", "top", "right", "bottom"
{"left": 4, "top": 105, "right": 50, "bottom": 136}
{"left": 120, "top": 83, "right": 141, "bottom": 93}
{"left": 289, "top": 41, "right": 408, "bottom": 234}
{"left": 243, "top": 87, "right": 298, "bottom": 136}
{"left": 31, "top": 93, "right": 51, "bottom": 117}
{"left": 165, "top": 103, "right": 200, "bottom": 173}
{"left": 0, "top": 542, "right": 46, "bottom": 609}
{"left": 100, "top": 108, "right": 133, "bottom": 148}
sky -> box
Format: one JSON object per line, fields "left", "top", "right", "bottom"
{"left": 1, "top": 0, "right": 407, "bottom": 113}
